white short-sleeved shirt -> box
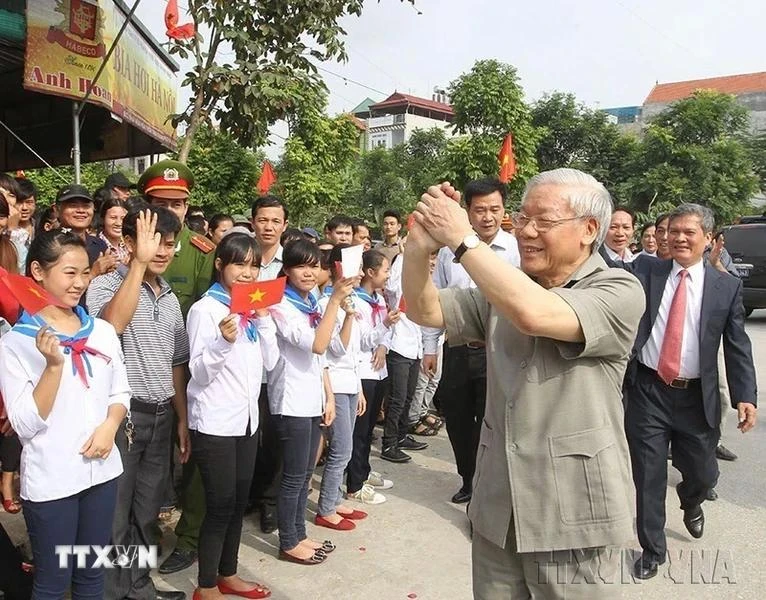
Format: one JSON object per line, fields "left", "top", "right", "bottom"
{"left": 186, "top": 295, "right": 280, "bottom": 436}
{"left": 0, "top": 318, "right": 131, "bottom": 502}
{"left": 384, "top": 255, "right": 423, "bottom": 360}
{"left": 268, "top": 298, "right": 326, "bottom": 417}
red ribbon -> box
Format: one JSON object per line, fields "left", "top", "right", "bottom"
{"left": 60, "top": 338, "right": 111, "bottom": 388}
{"left": 371, "top": 303, "right": 385, "bottom": 326}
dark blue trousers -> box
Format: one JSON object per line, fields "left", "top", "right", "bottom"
{"left": 22, "top": 477, "right": 118, "bottom": 599}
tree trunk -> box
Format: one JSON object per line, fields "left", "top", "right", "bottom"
{"left": 177, "top": 89, "right": 206, "bottom": 164}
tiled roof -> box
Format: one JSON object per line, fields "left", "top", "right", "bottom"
{"left": 645, "top": 72, "right": 766, "bottom": 104}
{"left": 370, "top": 92, "right": 453, "bottom": 115}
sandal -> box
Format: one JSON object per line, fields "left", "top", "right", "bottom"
{"left": 2, "top": 498, "right": 21, "bottom": 514}
{"left": 410, "top": 421, "right": 439, "bottom": 437}
{"left": 278, "top": 548, "right": 327, "bottom": 565}
{"left": 423, "top": 413, "right": 443, "bottom": 428}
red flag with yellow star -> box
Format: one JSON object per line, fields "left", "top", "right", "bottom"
{"left": 498, "top": 133, "right": 516, "bottom": 183}
{"left": 230, "top": 277, "right": 286, "bottom": 314}
{"left": 0, "top": 268, "right": 66, "bottom": 314}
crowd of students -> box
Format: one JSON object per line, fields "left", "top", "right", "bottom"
{"left": 0, "top": 167, "right": 445, "bottom": 600}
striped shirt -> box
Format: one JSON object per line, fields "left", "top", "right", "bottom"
{"left": 86, "top": 266, "right": 190, "bottom": 403}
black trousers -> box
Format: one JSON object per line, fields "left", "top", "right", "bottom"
{"left": 626, "top": 365, "right": 718, "bottom": 560}
{"left": 0, "top": 433, "right": 22, "bottom": 473}
{"left": 250, "top": 384, "right": 283, "bottom": 509}
{"left": 191, "top": 428, "right": 258, "bottom": 588}
{"left": 382, "top": 352, "right": 420, "bottom": 450}
{"left": 436, "top": 344, "right": 487, "bottom": 489}
{"left": 347, "top": 378, "right": 386, "bottom": 494}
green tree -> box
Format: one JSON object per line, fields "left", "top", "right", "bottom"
{"left": 276, "top": 107, "right": 361, "bottom": 227}
{"left": 531, "top": 92, "right": 640, "bottom": 190}
{"left": 355, "top": 146, "right": 411, "bottom": 224}
{"left": 403, "top": 127, "right": 449, "bottom": 197}
{"left": 444, "top": 59, "right": 540, "bottom": 196}
{"left": 170, "top": 0, "right": 414, "bottom": 162}
{"left": 172, "top": 125, "right": 264, "bottom": 216}
{"left": 25, "top": 162, "right": 126, "bottom": 205}
{"left": 622, "top": 90, "right": 759, "bottom": 224}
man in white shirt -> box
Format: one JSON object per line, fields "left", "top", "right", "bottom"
{"left": 422, "top": 178, "right": 520, "bottom": 504}
{"left": 247, "top": 195, "right": 289, "bottom": 534}
{"left": 601, "top": 206, "right": 636, "bottom": 264}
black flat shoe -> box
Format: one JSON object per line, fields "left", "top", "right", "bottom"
{"left": 155, "top": 590, "right": 186, "bottom": 600}
{"left": 683, "top": 506, "right": 704, "bottom": 539}
{"left": 633, "top": 553, "right": 665, "bottom": 580}
{"left": 381, "top": 447, "right": 412, "bottom": 463}
{"left": 158, "top": 548, "right": 196, "bottom": 575}
{"left": 706, "top": 488, "right": 718, "bottom": 501}
{"left": 278, "top": 548, "right": 327, "bottom": 565}
{"left": 451, "top": 488, "right": 472, "bottom": 504}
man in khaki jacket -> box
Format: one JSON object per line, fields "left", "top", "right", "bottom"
{"left": 403, "top": 168, "right": 644, "bottom": 599}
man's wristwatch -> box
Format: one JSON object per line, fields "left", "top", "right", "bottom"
{"left": 453, "top": 233, "right": 481, "bottom": 263}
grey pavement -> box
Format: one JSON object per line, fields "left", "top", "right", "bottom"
{"left": 2, "top": 313, "right": 765, "bottom": 600}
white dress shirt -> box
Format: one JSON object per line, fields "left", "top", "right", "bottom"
{"left": 639, "top": 259, "right": 705, "bottom": 378}
{"left": 604, "top": 244, "right": 636, "bottom": 263}
{"left": 268, "top": 297, "right": 327, "bottom": 417}
{"left": 423, "top": 229, "right": 520, "bottom": 354}
{"left": 355, "top": 292, "right": 391, "bottom": 381}
{"left": 186, "top": 296, "right": 279, "bottom": 436}
{"left": 384, "top": 255, "right": 423, "bottom": 360}
{"left": 0, "top": 319, "right": 131, "bottom": 502}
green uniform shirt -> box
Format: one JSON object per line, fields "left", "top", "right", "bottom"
{"left": 165, "top": 226, "right": 216, "bottom": 317}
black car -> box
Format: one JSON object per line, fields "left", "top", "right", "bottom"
{"left": 722, "top": 221, "right": 766, "bottom": 316}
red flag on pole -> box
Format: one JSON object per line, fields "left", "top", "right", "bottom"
{"left": 0, "top": 268, "right": 66, "bottom": 315}
{"left": 165, "top": 0, "right": 195, "bottom": 40}
{"left": 257, "top": 161, "right": 277, "bottom": 196}
{"left": 230, "top": 277, "right": 286, "bottom": 314}
{"left": 498, "top": 133, "right": 517, "bottom": 183}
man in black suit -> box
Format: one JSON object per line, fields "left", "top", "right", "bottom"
{"left": 622, "top": 203, "right": 757, "bottom": 580}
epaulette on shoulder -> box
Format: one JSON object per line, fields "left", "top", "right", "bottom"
{"left": 190, "top": 234, "right": 215, "bottom": 254}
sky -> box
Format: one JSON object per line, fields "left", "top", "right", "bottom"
{"left": 132, "top": 0, "right": 766, "bottom": 158}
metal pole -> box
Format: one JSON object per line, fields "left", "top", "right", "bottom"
{"left": 73, "top": 102, "right": 81, "bottom": 184}
{"left": 77, "top": 0, "right": 142, "bottom": 117}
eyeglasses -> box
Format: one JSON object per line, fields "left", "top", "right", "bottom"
{"left": 510, "top": 212, "right": 584, "bottom": 233}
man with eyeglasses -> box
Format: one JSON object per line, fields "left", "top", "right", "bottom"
{"left": 421, "top": 178, "right": 519, "bottom": 504}
{"left": 403, "top": 168, "right": 643, "bottom": 599}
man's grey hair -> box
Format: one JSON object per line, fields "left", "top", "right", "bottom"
{"left": 668, "top": 203, "right": 715, "bottom": 234}
{"left": 522, "top": 168, "right": 614, "bottom": 252}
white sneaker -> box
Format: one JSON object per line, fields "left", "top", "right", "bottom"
{"left": 366, "top": 471, "right": 394, "bottom": 490}
{"left": 347, "top": 484, "right": 386, "bottom": 505}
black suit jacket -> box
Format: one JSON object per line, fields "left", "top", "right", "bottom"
{"left": 614, "top": 253, "right": 757, "bottom": 428}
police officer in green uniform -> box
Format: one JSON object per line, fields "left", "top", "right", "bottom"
{"left": 137, "top": 159, "right": 213, "bottom": 574}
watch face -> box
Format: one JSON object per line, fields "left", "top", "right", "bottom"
{"left": 465, "top": 234, "right": 480, "bottom": 249}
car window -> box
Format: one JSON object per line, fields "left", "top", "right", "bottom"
{"left": 723, "top": 226, "right": 766, "bottom": 257}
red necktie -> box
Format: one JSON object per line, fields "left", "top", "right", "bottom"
{"left": 657, "top": 270, "right": 688, "bottom": 384}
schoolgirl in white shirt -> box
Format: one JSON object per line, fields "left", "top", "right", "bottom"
{"left": 315, "top": 244, "right": 369, "bottom": 530}
{"left": 346, "top": 249, "right": 400, "bottom": 503}
{"left": 268, "top": 239, "right": 355, "bottom": 565}
{"left": 186, "top": 232, "right": 278, "bottom": 600}
{"left": 0, "top": 229, "right": 130, "bottom": 599}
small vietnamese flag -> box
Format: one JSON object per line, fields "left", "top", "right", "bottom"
{"left": 0, "top": 268, "right": 66, "bottom": 314}
{"left": 230, "top": 277, "right": 286, "bottom": 314}
{"left": 498, "top": 133, "right": 516, "bottom": 183}
{"left": 257, "top": 161, "right": 277, "bottom": 196}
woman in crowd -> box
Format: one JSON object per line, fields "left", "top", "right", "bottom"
{"left": 34, "top": 206, "right": 59, "bottom": 238}
{"left": 346, "top": 250, "right": 398, "bottom": 504}
{"left": 187, "top": 232, "right": 279, "bottom": 599}
{"left": 0, "top": 235, "right": 22, "bottom": 516}
{"left": 207, "top": 214, "right": 234, "bottom": 245}
{"left": 98, "top": 197, "right": 130, "bottom": 264}
{"left": 0, "top": 230, "right": 130, "bottom": 598}
{"left": 315, "top": 244, "right": 368, "bottom": 530}
{"left": 268, "top": 239, "right": 354, "bottom": 565}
